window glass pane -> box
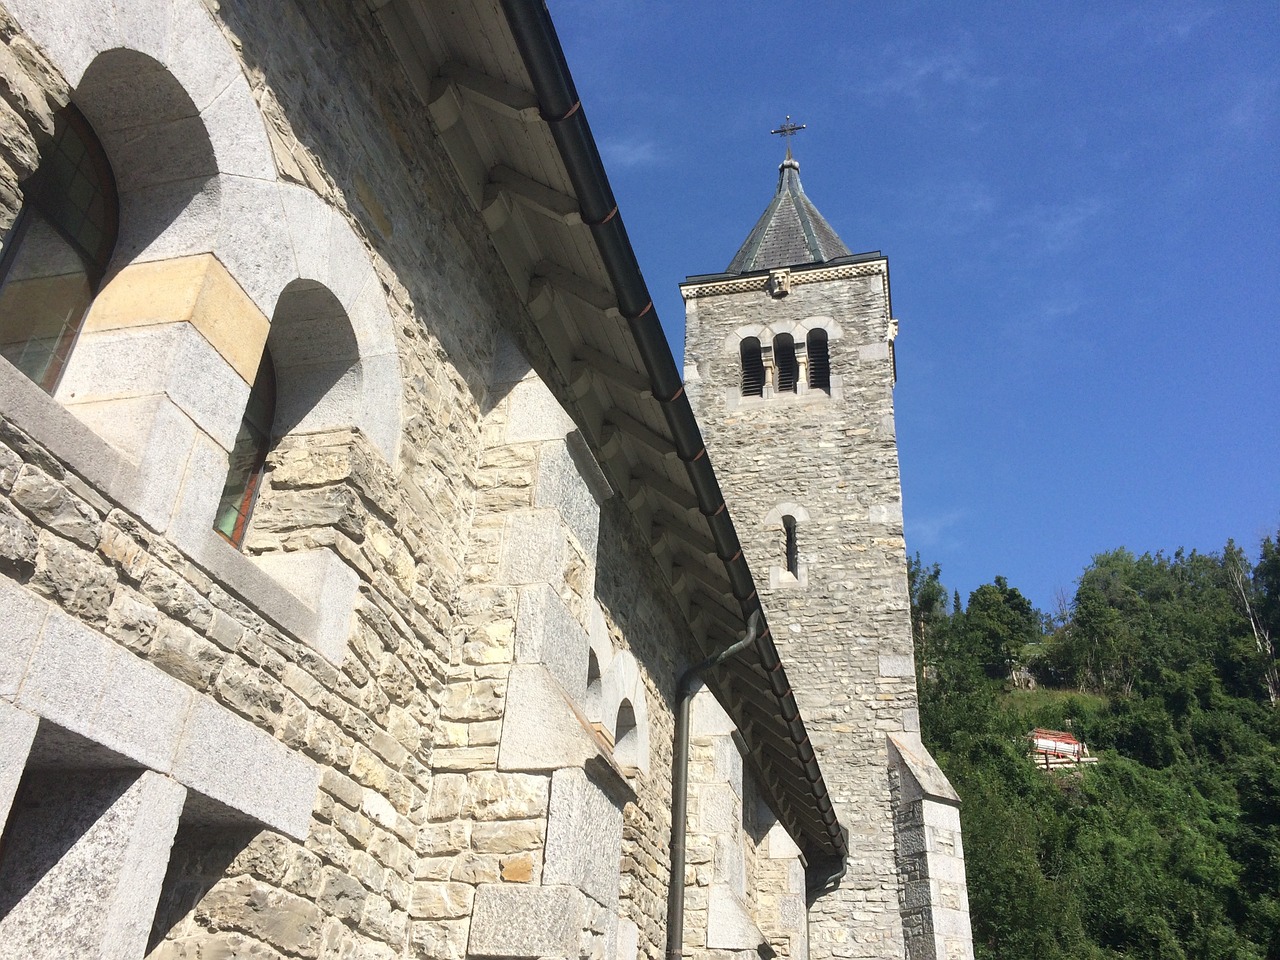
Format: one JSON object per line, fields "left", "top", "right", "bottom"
{"left": 0, "top": 105, "right": 118, "bottom": 393}
{"left": 213, "top": 352, "right": 276, "bottom": 547}
{"left": 0, "top": 211, "right": 92, "bottom": 388}
{"left": 213, "top": 419, "right": 269, "bottom": 543}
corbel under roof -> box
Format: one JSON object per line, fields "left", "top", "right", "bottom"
{"left": 368, "top": 0, "right": 847, "bottom": 866}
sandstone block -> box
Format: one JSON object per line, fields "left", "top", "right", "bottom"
{"left": 9, "top": 464, "right": 100, "bottom": 547}
{"left": 409, "top": 882, "right": 473, "bottom": 920}
{"left": 470, "top": 818, "right": 545, "bottom": 853}
{"left": 196, "top": 876, "right": 324, "bottom": 958}
{"left": 463, "top": 771, "right": 549, "bottom": 821}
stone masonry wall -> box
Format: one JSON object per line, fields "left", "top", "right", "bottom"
{"left": 0, "top": 1, "right": 549, "bottom": 958}
{"left": 684, "top": 269, "right": 917, "bottom": 960}
{"left": 0, "top": 3, "right": 829, "bottom": 960}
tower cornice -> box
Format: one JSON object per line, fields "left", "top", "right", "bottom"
{"left": 680, "top": 255, "right": 887, "bottom": 300}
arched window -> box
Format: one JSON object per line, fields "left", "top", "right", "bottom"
{"left": 807, "top": 328, "right": 830, "bottom": 391}
{"left": 585, "top": 648, "right": 603, "bottom": 721}
{"left": 783, "top": 515, "right": 799, "bottom": 577}
{"left": 0, "top": 105, "right": 118, "bottom": 392}
{"left": 740, "top": 337, "right": 764, "bottom": 397}
{"left": 614, "top": 698, "right": 639, "bottom": 771}
{"left": 214, "top": 350, "right": 276, "bottom": 547}
{"left": 773, "top": 333, "right": 798, "bottom": 394}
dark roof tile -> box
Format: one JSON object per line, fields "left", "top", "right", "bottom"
{"left": 726, "top": 158, "right": 851, "bottom": 274}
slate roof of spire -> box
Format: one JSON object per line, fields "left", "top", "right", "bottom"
{"left": 726, "top": 155, "right": 851, "bottom": 274}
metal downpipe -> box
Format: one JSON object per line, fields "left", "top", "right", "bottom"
{"left": 665, "top": 612, "right": 761, "bottom": 960}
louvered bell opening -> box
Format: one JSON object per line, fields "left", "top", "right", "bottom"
{"left": 740, "top": 337, "right": 764, "bottom": 397}
{"left": 808, "top": 328, "right": 830, "bottom": 391}
{"left": 774, "top": 333, "right": 798, "bottom": 393}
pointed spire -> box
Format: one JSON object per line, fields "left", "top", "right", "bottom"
{"left": 726, "top": 146, "right": 851, "bottom": 275}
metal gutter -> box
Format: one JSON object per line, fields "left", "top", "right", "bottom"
{"left": 497, "top": 0, "right": 846, "bottom": 860}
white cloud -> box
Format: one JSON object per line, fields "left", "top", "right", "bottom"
{"left": 598, "top": 135, "right": 663, "bottom": 168}
{"left": 1003, "top": 197, "right": 1105, "bottom": 256}
{"left": 869, "top": 40, "right": 999, "bottom": 105}
{"left": 907, "top": 509, "right": 968, "bottom": 553}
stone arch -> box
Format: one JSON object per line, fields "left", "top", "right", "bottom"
{"left": 7, "top": 0, "right": 402, "bottom": 464}
{"left": 268, "top": 280, "right": 362, "bottom": 440}
{"left": 276, "top": 185, "right": 401, "bottom": 462}
{"left": 6, "top": 0, "right": 276, "bottom": 273}
{"left": 600, "top": 651, "right": 649, "bottom": 775}
{"left": 799, "top": 315, "right": 843, "bottom": 340}
{"left": 721, "top": 316, "right": 844, "bottom": 356}
{"left": 763, "top": 503, "right": 811, "bottom": 527}
{"left": 584, "top": 601, "right": 613, "bottom": 723}
{"left": 614, "top": 699, "right": 640, "bottom": 771}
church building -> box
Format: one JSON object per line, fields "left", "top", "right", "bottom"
{"left": 0, "top": 1, "right": 973, "bottom": 959}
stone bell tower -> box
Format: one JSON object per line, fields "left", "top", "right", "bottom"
{"left": 681, "top": 142, "right": 975, "bottom": 960}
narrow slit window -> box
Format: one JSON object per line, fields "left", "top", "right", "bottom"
{"left": 783, "top": 515, "right": 798, "bottom": 577}
{"left": 214, "top": 350, "right": 276, "bottom": 548}
{"left": 0, "top": 105, "right": 119, "bottom": 392}
{"left": 773, "top": 333, "right": 798, "bottom": 393}
{"left": 807, "top": 328, "right": 830, "bottom": 391}
{"left": 740, "top": 337, "right": 764, "bottom": 397}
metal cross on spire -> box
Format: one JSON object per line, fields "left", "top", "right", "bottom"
{"left": 771, "top": 115, "right": 806, "bottom": 158}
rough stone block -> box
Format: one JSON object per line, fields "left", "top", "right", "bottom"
{"left": 0, "top": 700, "right": 37, "bottom": 829}
{"left": 172, "top": 695, "right": 318, "bottom": 838}
{"left": 467, "top": 884, "right": 586, "bottom": 958}
{"left": 543, "top": 767, "right": 624, "bottom": 906}
{"left": 706, "top": 884, "right": 764, "bottom": 951}
{"left": 514, "top": 584, "right": 589, "bottom": 702}
{"left": 0, "top": 575, "right": 47, "bottom": 697}
{"left": 462, "top": 769, "right": 549, "bottom": 821}
{"left": 497, "top": 663, "right": 606, "bottom": 773}
{"left": 697, "top": 783, "right": 739, "bottom": 836}
{"left": 713, "top": 834, "right": 746, "bottom": 896}
{"left": 878, "top": 653, "right": 915, "bottom": 678}
{"left": 504, "top": 378, "right": 575, "bottom": 443}
{"left": 534, "top": 439, "right": 602, "bottom": 563}
{"left": 499, "top": 510, "right": 566, "bottom": 586}
{"left": 0, "top": 768, "right": 186, "bottom": 959}
{"left": 9, "top": 465, "right": 100, "bottom": 547}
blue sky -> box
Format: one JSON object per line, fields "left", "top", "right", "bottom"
{"left": 552, "top": 1, "right": 1279, "bottom": 613}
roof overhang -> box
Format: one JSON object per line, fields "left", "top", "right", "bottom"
{"left": 367, "top": 0, "right": 846, "bottom": 862}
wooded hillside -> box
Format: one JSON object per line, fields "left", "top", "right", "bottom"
{"left": 912, "top": 534, "right": 1280, "bottom": 959}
